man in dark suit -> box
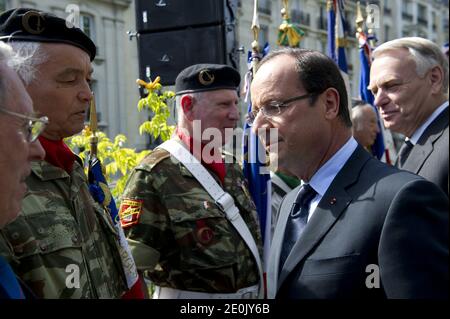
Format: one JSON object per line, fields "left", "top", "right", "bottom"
{"left": 370, "top": 37, "right": 449, "bottom": 195}
{"left": 248, "top": 48, "right": 448, "bottom": 299}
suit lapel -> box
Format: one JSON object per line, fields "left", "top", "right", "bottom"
{"left": 267, "top": 184, "right": 301, "bottom": 298}
{"left": 403, "top": 107, "right": 449, "bottom": 174}
{"left": 278, "top": 146, "right": 371, "bottom": 288}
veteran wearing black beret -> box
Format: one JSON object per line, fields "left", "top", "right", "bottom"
{"left": 0, "top": 8, "right": 134, "bottom": 298}
{"left": 119, "top": 62, "right": 264, "bottom": 299}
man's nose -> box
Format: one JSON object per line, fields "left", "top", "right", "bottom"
{"left": 29, "top": 139, "right": 45, "bottom": 161}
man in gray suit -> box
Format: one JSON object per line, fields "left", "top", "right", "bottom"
{"left": 248, "top": 48, "right": 448, "bottom": 299}
{"left": 370, "top": 37, "right": 448, "bottom": 195}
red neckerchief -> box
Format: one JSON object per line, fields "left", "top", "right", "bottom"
{"left": 38, "top": 136, "right": 76, "bottom": 173}
{"left": 176, "top": 128, "right": 226, "bottom": 184}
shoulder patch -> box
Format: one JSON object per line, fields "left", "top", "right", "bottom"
{"left": 137, "top": 148, "right": 171, "bottom": 172}
{"left": 119, "top": 199, "right": 143, "bottom": 228}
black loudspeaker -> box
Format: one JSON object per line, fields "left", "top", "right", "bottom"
{"left": 135, "top": 0, "right": 225, "bottom": 32}
{"left": 135, "top": 0, "right": 239, "bottom": 86}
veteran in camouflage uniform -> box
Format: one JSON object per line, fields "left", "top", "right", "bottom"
{"left": 121, "top": 64, "right": 263, "bottom": 298}
{"left": 0, "top": 8, "right": 128, "bottom": 298}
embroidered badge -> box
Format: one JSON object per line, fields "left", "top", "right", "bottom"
{"left": 119, "top": 199, "right": 143, "bottom": 228}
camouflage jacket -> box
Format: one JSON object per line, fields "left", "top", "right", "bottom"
{"left": 0, "top": 159, "right": 128, "bottom": 298}
{"left": 121, "top": 145, "right": 262, "bottom": 293}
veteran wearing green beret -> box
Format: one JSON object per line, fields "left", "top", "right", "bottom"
{"left": 120, "top": 64, "right": 263, "bottom": 299}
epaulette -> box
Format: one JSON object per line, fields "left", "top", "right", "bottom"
{"left": 136, "top": 148, "right": 171, "bottom": 172}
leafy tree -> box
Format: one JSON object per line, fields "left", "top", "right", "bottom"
{"left": 66, "top": 76, "right": 175, "bottom": 200}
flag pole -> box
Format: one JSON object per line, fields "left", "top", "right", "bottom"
{"left": 89, "top": 93, "right": 98, "bottom": 161}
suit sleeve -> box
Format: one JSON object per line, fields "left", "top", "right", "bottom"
{"left": 379, "top": 178, "right": 449, "bottom": 298}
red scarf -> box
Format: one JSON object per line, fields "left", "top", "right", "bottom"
{"left": 38, "top": 136, "right": 76, "bottom": 173}
{"left": 176, "top": 128, "right": 226, "bottom": 184}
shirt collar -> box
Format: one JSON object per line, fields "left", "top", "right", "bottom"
{"left": 309, "top": 137, "right": 358, "bottom": 197}
{"left": 409, "top": 101, "right": 449, "bottom": 145}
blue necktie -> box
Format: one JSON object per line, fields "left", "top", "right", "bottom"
{"left": 0, "top": 256, "right": 25, "bottom": 299}
{"left": 279, "top": 184, "right": 317, "bottom": 271}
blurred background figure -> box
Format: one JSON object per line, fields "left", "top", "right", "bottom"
{"left": 351, "top": 100, "right": 380, "bottom": 152}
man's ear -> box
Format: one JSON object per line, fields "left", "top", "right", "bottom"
{"left": 323, "top": 88, "right": 340, "bottom": 120}
{"left": 181, "top": 95, "right": 193, "bottom": 112}
{"left": 428, "top": 65, "right": 444, "bottom": 94}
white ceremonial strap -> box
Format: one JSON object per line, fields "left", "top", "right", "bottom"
{"left": 157, "top": 139, "right": 264, "bottom": 299}
{"left": 153, "top": 284, "right": 259, "bottom": 299}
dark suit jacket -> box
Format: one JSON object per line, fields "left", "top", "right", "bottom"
{"left": 268, "top": 145, "right": 449, "bottom": 299}
{"left": 402, "top": 107, "right": 449, "bottom": 195}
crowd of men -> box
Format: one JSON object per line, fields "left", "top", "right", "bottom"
{"left": 0, "top": 8, "right": 448, "bottom": 299}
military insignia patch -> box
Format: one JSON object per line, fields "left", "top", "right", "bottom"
{"left": 195, "top": 220, "right": 214, "bottom": 245}
{"left": 119, "top": 199, "right": 143, "bottom": 228}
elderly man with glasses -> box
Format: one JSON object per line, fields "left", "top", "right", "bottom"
{"left": 250, "top": 48, "right": 448, "bottom": 299}
{"left": 0, "top": 41, "right": 46, "bottom": 299}
{"left": 0, "top": 8, "right": 140, "bottom": 299}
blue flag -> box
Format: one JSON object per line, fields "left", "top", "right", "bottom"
{"left": 88, "top": 157, "right": 139, "bottom": 289}
{"left": 358, "top": 36, "right": 385, "bottom": 160}
{"left": 242, "top": 43, "right": 271, "bottom": 250}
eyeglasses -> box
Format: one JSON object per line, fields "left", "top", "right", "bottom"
{"left": 0, "top": 107, "right": 49, "bottom": 142}
{"left": 246, "top": 93, "right": 316, "bottom": 125}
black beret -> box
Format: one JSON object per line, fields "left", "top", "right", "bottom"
{"left": 0, "top": 8, "right": 96, "bottom": 61}
{"left": 175, "top": 63, "right": 240, "bottom": 95}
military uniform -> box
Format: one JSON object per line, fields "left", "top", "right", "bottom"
{"left": 0, "top": 158, "right": 128, "bottom": 298}
{"left": 121, "top": 145, "right": 262, "bottom": 294}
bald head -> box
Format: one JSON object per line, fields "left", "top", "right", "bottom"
{"left": 352, "top": 103, "right": 379, "bottom": 148}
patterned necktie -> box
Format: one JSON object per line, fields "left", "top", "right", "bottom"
{"left": 279, "top": 184, "right": 317, "bottom": 271}
{"left": 396, "top": 140, "right": 414, "bottom": 168}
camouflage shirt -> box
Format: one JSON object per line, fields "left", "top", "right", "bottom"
{"left": 0, "top": 159, "right": 128, "bottom": 298}
{"left": 121, "top": 145, "right": 262, "bottom": 293}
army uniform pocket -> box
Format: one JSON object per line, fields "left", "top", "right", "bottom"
{"left": 168, "top": 205, "right": 238, "bottom": 270}
{"left": 5, "top": 211, "right": 82, "bottom": 259}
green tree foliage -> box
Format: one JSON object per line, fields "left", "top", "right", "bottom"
{"left": 66, "top": 77, "right": 175, "bottom": 200}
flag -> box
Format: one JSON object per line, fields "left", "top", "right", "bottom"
{"left": 87, "top": 96, "right": 142, "bottom": 298}
{"left": 358, "top": 34, "right": 385, "bottom": 160}
{"left": 326, "top": 0, "right": 337, "bottom": 61}
{"left": 88, "top": 158, "right": 141, "bottom": 293}
{"left": 328, "top": 0, "right": 352, "bottom": 115}
{"left": 243, "top": 43, "right": 271, "bottom": 249}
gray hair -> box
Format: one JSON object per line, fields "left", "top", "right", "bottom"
{"left": 176, "top": 91, "right": 204, "bottom": 124}
{"left": 7, "top": 42, "right": 49, "bottom": 86}
{"left": 373, "top": 37, "right": 449, "bottom": 93}
{"left": 0, "top": 41, "right": 16, "bottom": 105}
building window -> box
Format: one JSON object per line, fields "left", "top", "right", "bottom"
{"left": 80, "top": 14, "right": 95, "bottom": 41}
{"left": 384, "top": 24, "right": 390, "bottom": 42}
{"left": 402, "top": 1, "right": 413, "bottom": 20}
{"left": 259, "top": 24, "right": 269, "bottom": 47}
{"left": 258, "top": 0, "right": 271, "bottom": 15}
{"left": 417, "top": 4, "right": 427, "bottom": 25}
{"left": 0, "top": 0, "right": 6, "bottom": 12}
{"left": 384, "top": 0, "right": 391, "bottom": 14}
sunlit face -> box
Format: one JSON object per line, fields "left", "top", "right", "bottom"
{"left": 26, "top": 43, "right": 93, "bottom": 140}
{"left": 190, "top": 89, "right": 240, "bottom": 146}
{"left": 369, "top": 49, "right": 435, "bottom": 137}
{"left": 250, "top": 55, "right": 331, "bottom": 179}
{"left": 0, "top": 65, "right": 45, "bottom": 227}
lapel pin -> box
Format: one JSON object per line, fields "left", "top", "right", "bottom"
{"left": 330, "top": 197, "right": 337, "bottom": 205}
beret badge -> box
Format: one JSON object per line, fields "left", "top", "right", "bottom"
{"left": 198, "top": 69, "right": 215, "bottom": 86}
{"left": 22, "top": 11, "right": 46, "bottom": 35}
